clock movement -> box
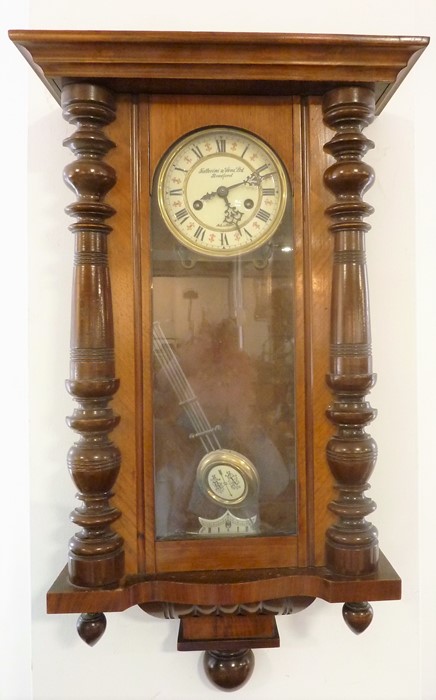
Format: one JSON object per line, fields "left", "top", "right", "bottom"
{"left": 10, "top": 30, "right": 428, "bottom": 690}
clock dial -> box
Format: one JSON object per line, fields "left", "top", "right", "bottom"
{"left": 158, "top": 127, "right": 287, "bottom": 256}
{"left": 196, "top": 449, "right": 259, "bottom": 508}
{"left": 207, "top": 465, "right": 246, "bottom": 503}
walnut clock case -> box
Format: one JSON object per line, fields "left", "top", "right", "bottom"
{"left": 10, "top": 31, "right": 428, "bottom": 691}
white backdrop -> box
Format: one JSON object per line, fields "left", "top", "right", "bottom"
{"left": 2, "top": 1, "right": 436, "bottom": 699}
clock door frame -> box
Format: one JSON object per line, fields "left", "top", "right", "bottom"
{"left": 92, "top": 92, "right": 335, "bottom": 576}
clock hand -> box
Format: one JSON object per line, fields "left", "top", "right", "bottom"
{"left": 222, "top": 192, "right": 243, "bottom": 226}
{"left": 223, "top": 207, "right": 243, "bottom": 226}
{"left": 231, "top": 170, "right": 276, "bottom": 188}
{"left": 200, "top": 190, "right": 219, "bottom": 202}
{"left": 200, "top": 174, "right": 261, "bottom": 202}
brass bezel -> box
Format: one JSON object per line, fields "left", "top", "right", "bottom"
{"left": 196, "top": 449, "right": 260, "bottom": 507}
{"left": 157, "top": 126, "right": 288, "bottom": 257}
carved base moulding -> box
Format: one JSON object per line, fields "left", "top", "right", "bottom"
{"left": 10, "top": 30, "right": 427, "bottom": 691}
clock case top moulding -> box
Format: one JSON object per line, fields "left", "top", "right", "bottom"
{"left": 9, "top": 30, "right": 428, "bottom": 691}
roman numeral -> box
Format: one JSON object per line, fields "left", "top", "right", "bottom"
{"left": 221, "top": 233, "right": 229, "bottom": 247}
{"left": 194, "top": 226, "right": 206, "bottom": 241}
{"left": 169, "top": 188, "right": 183, "bottom": 196}
{"left": 191, "top": 145, "right": 203, "bottom": 159}
{"left": 243, "top": 228, "right": 253, "bottom": 239}
{"left": 241, "top": 145, "right": 249, "bottom": 158}
{"left": 256, "top": 209, "right": 270, "bottom": 223}
{"left": 255, "top": 164, "right": 269, "bottom": 174}
{"left": 262, "top": 188, "right": 275, "bottom": 196}
{"left": 174, "top": 166, "right": 187, "bottom": 173}
{"left": 216, "top": 138, "right": 226, "bottom": 153}
{"left": 175, "top": 208, "right": 189, "bottom": 224}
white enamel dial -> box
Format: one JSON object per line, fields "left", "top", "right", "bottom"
{"left": 158, "top": 127, "right": 287, "bottom": 256}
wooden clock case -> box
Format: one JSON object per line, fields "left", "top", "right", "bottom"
{"left": 9, "top": 30, "right": 428, "bottom": 690}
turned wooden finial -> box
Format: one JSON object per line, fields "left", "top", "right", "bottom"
{"left": 342, "top": 602, "right": 374, "bottom": 635}
{"left": 77, "top": 612, "right": 107, "bottom": 646}
{"left": 204, "top": 649, "right": 255, "bottom": 691}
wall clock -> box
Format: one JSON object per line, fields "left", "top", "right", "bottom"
{"left": 10, "top": 30, "right": 428, "bottom": 690}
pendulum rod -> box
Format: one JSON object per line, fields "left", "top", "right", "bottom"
{"left": 152, "top": 322, "right": 221, "bottom": 453}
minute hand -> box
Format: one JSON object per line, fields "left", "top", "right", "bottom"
{"left": 201, "top": 171, "right": 275, "bottom": 202}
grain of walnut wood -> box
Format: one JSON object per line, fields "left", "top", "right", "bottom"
{"left": 62, "top": 82, "right": 124, "bottom": 591}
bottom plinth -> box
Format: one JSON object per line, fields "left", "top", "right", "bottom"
{"left": 46, "top": 551, "right": 401, "bottom": 615}
{"left": 46, "top": 553, "right": 400, "bottom": 691}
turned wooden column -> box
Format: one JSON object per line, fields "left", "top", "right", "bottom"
{"left": 322, "top": 86, "right": 379, "bottom": 577}
{"left": 62, "top": 83, "right": 124, "bottom": 588}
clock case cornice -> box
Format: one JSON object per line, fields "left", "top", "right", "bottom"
{"left": 9, "top": 30, "right": 428, "bottom": 112}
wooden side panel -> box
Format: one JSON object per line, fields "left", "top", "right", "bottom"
{"left": 291, "top": 98, "right": 309, "bottom": 568}
{"left": 304, "top": 99, "right": 336, "bottom": 566}
{"left": 106, "top": 96, "right": 146, "bottom": 574}
{"left": 138, "top": 98, "right": 156, "bottom": 574}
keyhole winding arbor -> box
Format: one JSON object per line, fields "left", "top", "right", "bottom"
{"left": 10, "top": 30, "right": 428, "bottom": 691}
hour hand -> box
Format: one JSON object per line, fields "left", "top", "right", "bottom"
{"left": 201, "top": 176, "right": 253, "bottom": 202}
{"left": 201, "top": 190, "right": 218, "bottom": 201}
